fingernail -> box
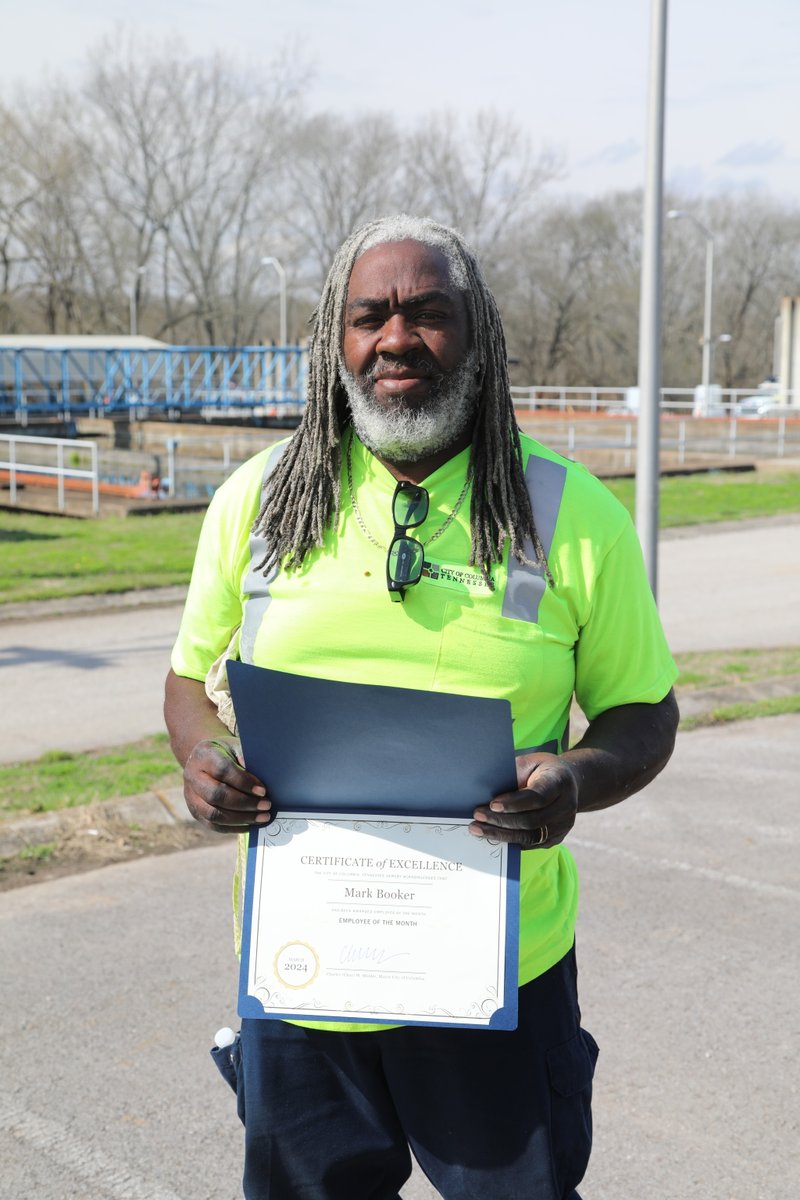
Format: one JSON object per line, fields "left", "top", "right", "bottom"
{"left": 469, "top": 824, "right": 484, "bottom": 837}
{"left": 489, "top": 801, "right": 504, "bottom": 812}
{"left": 257, "top": 799, "right": 271, "bottom": 811}
{"left": 253, "top": 786, "right": 266, "bottom": 797}
{"left": 256, "top": 813, "right": 270, "bottom": 823}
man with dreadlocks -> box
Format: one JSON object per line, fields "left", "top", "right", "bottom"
{"left": 165, "top": 215, "right": 679, "bottom": 1200}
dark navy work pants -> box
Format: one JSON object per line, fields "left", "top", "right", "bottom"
{"left": 233, "top": 945, "right": 598, "bottom": 1200}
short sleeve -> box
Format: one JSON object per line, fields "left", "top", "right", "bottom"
{"left": 574, "top": 516, "right": 678, "bottom": 721}
{"left": 170, "top": 456, "right": 267, "bottom": 680}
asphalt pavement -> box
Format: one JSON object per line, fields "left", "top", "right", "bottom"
{"left": 2, "top": 515, "right": 799, "bottom": 1199}
{"left": 2, "top": 715, "right": 798, "bottom": 1199}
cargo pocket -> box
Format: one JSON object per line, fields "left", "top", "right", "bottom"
{"left": 210, "top": 1031, "right": 246, "bottom": 1125}
{"left": 547, "top": 1028, "right": 599, "bottom": 1196}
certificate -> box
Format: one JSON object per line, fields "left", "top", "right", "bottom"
{"left": 238, "top": 813, "right": 520, "bottom": 1029}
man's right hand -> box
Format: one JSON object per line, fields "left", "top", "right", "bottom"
{"left": 182, "top": 737, "right": 271, "bottom": 834}
{"left": 164, "top": 669, "right": 272, "bottom": 833}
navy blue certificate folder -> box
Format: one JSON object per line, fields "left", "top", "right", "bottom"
{"left": 226, "top": 661, "right": 518, "bottom": 818}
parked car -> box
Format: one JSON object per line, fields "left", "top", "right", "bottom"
{"left": 734, "top": 380, "right": 782, "bottom": 417}
{"left": 738, "top": 397, "right": 798, "bottom": 419}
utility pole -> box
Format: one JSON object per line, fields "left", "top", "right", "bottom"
{"left": 636, "top": 0, "right": 669, "bottom": 600}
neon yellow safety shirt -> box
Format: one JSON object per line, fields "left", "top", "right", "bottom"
{"left": 172, "top": 430, "right": 677, "bottom": 1032}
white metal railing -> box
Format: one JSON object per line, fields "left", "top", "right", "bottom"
{"left": 135, "top": 415, "right": 800, "bottom": 501}
{"left": 0, "top": 433, "right": 100, "bottom": 513}
{"left": 159, "top": 434, "right": 269, "bottom": 499}
{"left": 511, "top": 385, "right": 628, "bottom": 413}
{"left": 514, "top": 415, "right": 799, "bottom": 465}
{"left": 2, "top": 407, "right": 796, "bottom": 516}
{"left": 510, "top": 384, "right": 800, "bottom": 416}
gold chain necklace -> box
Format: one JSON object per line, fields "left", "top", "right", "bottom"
{"left": 346, "top": 434, "right": 471, "bottom": 552}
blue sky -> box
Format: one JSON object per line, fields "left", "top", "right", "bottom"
{"left": 7, "top": 0, "right": 799, "bottom": 201}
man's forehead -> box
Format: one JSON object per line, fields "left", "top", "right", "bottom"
{"left": 346, "top": 240, "right": 458, "bottom": 300}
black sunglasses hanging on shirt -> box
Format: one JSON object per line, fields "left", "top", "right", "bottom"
{"left": 386, "top": 481, "right": 429, "bottom": 602}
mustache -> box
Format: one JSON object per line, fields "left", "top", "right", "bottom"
{"left": 365, "top": 353, "right": 444, "bottom": 383}
{"left": 366, "top": 353, "right": 434, "bottom": 377}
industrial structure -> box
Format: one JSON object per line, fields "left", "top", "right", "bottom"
{"left": 0, "top": 335, "right": 306, "bottom": 424}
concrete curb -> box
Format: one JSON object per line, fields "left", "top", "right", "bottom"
{"left": 0, "top": 586, "right": 188, "bottom": 625}
{"left": 0, "top": 786, "right": 191, "bottom": 858}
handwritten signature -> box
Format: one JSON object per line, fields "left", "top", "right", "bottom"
{"left": 339, "top": 944, "right": 411, "bottom": 967}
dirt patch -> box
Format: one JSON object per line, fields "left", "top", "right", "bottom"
{"left": 0, "top": 801, "right": 218, "bottom": 892}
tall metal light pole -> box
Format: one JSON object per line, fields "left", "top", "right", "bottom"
{"left": 667, "top": 209, "right": 715, "bottom": 397}
{"left": 636, "top": 0, "right": 669, "bottom": 599}
{"left": 129, "top": 265, "right": 147, "bottom": 337}
{"left": 261, "top": 256, "right": 287, "bottom": 346}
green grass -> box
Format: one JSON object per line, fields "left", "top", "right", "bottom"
{"left": 0, "top": 510, "right": 204, "bottom": 604}
{"left": 18, "top": 842, "right": 56, "bottom": 862}
{"left": 0, "top": 734, "right": 181, "bottom": 817}
{"left": 603, "top": 470, "right": 800, "bottom": 527}
{"left": 674, "top": 647, "right": 800, "bottom": 691}
{"left": 681, "top": 694, "right": 800, "bottom": 730}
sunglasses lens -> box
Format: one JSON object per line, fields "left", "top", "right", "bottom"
{"left": 388, "top": 537, "right": 425, "bottom": 585}
{"left": 393, "top": 485, "right": 429, "bottom": 529}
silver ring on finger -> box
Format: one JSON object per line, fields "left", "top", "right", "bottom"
{"left": 534, "top": 825, "right": 548, "bottom": 845}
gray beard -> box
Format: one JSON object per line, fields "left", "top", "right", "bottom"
{"left": 339, "top": 352, "right": 479, "bottom": 464}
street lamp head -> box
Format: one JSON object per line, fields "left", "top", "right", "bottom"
{"left": 718, "top": 333, "right": 732, "bottom": 343}
{"left": 666, "top": 209, "right": 684, "bottom": 220}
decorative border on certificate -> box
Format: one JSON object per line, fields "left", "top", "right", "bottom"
{"left": 238, "top": 814, "right": 520, "bottom": 1030}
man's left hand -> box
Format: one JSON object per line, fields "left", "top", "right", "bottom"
{"left": 470, "top": 752, "right": 579, "bottom": 849}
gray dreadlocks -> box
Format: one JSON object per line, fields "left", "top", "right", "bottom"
{"left": 253, "top": 214, "right": 551, "bottom": 584}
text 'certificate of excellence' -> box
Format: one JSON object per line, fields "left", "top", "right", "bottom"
{"left": 238, "top": 814, "right": 520, "bottom": 1029}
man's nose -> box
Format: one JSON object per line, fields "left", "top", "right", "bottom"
{"left": 375, "top": 314, "right": 420, "bottom": 357}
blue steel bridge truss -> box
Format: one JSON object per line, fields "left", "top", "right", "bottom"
{"left": 0, "top": 346, "right": 307, "bottom": 420}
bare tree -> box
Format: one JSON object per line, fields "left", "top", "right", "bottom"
{"left": 75, "top": 32, "right": 305, "bottom": 343}
{"left": 0, "top": 113, "right": 32, "bottom": 332}
{"left": 1, "top": 38, "right": 797, "bottom": 392}
{"left": 501, "top": 194, "right": 640, "bottom": 386}
{"left": 280, "top": 112, "right": 405, "bottom": 288}
{"left": 708, "top": 196, "right": 800, "bottom": 388}
{"left": 661, "top": 194, "right": 800, "bottom": 389}
{"left": 0, "top": 88, "right": 101, "bottom": 333}
{"left": 400, "top": 110, "right": 563, "bottom": 269}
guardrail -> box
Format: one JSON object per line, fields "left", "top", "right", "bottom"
{"left": 0, "top": 433, "right": 100, "bottom": 513}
